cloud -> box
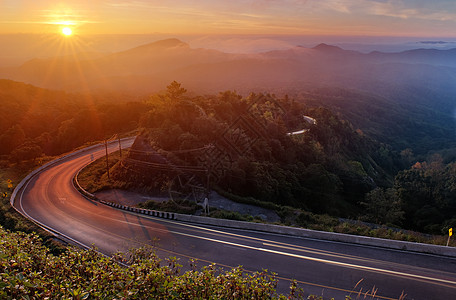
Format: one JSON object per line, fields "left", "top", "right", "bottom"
{"left": 310, "top": 0, "right": 456, "bottom": 21}
{"left": 282, "top": 0, "right": 456, "bottom": 21}
{"left": 190, "top": 36, "right": 295, "bottom": 53}
{"left": 2, "top": 0, "right": 454, "bottom": 35}
{"left": 370, "top": 1, "right": 456, "bottom": 21}
{"left": 106, "top": 0, "right": 154, "bottom": 9}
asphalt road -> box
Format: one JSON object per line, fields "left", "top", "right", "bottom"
{"left": 14, "top": 140, "right": 456, "bottom": 299}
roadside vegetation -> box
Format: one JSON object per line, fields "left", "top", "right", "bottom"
{"left": 0, "top": 226, "right": 294, "bottom": 299}
{"left": 77, "top": 150, "right": 455, "bottom": 247}
{"left": 97, "top": 82, "right": 454, "bottom": 241}
{"left": 1, "top": 79, "right": 456, "bottom": 298}
{"left": 3, "top": 224, "right": 410, "bottom": 300}
{"left": 3, "top": 79, "right": 456, "bottom": 238}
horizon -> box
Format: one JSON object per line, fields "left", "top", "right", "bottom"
{"left": 2, "top": 2, "right": 456, "bottom": 299}
{"left": 2, "top": 33, "right": 456, "bottom": 68}
{"left": 2, "top": 1, "right": 456, "bottom": 67}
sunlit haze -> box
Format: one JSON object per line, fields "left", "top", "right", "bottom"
{"left": 2, "top": 2, "right": 456, "bottom": 299}
{"left": 62, "top": 27, "right": 72, "bottom": 36}
{"left": 1, "top": 0, "right": 456, "bottom": 37}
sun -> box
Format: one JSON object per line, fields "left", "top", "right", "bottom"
{"left": 62, "top": 27, "right": 73, "bottom": 36}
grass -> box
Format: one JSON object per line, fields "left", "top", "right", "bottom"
{"left": 138, "top": 198, "right": 199, "bottom": 215}
{"left": 76, "top": 151, "right": 125, "bottom": 194}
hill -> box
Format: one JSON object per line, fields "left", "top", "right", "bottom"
{"left": 4, "top": 38, "right": 456, "bottom": 96}
{"left": 297, "top": 87, "right": 456, "bottom": 156}
{"left": 113, "top": 88, "right": 401, "bottom": 217}
{"left": 0, "top": 79, "right": 146, "bottom": 159}
{"left": 2, "top": 39, "right": 455, "bottom": 156}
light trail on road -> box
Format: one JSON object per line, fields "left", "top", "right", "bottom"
{"left": 12, "top": 139, "right": 456, "bottom": 299}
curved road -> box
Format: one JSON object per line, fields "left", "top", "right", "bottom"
{"left": 13, "top": 140, "right": 456, "bottom": 299}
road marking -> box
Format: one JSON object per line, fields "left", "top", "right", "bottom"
{"left": 19, "top": 184, "right": 445, "bottom": 299}
{"left": 48, "top": 198, "right": 456, "bottom": 290}
{"left": 15, "top": 139, "right": 456, "bottom": 300}
{"left": 30, "top": 210, "right": 394, "bottom": 300}
{"left": 79, "top": 207, "right": 456, "bottom": 289}
{"left": 143, "top": 216, "right": 372, "bottom": 259}
{"left": 164, "top": 230, "right": 456, "bottom": 288}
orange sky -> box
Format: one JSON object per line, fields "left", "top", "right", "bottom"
{"left": 1, "top": 0, "right": 456, "bottom": 37}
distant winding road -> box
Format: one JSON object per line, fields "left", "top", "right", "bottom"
{"left": 13, "top": 139, "right": 456, "bottom": 299}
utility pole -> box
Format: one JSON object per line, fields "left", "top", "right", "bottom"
{"left": 118, "top": 135, "right": 122, "bottom": 159}
{"left": 205, "top": 146, "right": 213, "bottom": 199}
{"left": 105, "top": 140, "right": 110, "bottom": 179}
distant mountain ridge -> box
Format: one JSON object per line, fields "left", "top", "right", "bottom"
{"left": 312, "top": 43, "right": 345, "bottom": 52}
{"left": 1, "top": 38, "right": 456, "bottom": 155}
{"left": 1, "top": 38, "right": 456, "bottom": 93}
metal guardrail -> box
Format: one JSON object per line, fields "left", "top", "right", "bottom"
{"left": 13, "top": 136, "right": 456, "bottom": 258}
{"left": 10, "top": 142, "right": 108, "bottom": 206}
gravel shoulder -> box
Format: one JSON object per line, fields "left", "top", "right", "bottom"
{"left": 95, "top": 189, "right": 281, "bottom": 223}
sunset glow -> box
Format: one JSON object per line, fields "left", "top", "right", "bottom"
{"left": 62, "top": 27, "right": 72, "bottom": 36}
{"left": 0, "top": 0, "right": 455, "bottom": 37}
{"left": 1, "top": 2, "right": 456, "bottom": 300}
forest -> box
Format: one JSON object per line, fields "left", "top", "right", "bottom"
{"left": 1, "top": 79, "right": 456, "bottom": 236}
{"left": 115, "top": 82, "right": 401, "bottom": 217}
{"left": 0, "top": 79, "right": 145, "bottom": 161}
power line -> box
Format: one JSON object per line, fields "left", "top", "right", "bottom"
{"left": 123, "top": 158, "right": 207, "bottom": 173}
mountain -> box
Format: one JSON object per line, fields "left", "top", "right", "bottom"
{"left": 3, "top": 38, "right": 456, "bottom": 95}
{"left": 368, "top": 48, "right": 456, "bottom": 67}
{"left": 0, "top": 38, "right": 233, "bottom": 92}
{"left": 1, "top": 39, "right": 456, "bottom": 155}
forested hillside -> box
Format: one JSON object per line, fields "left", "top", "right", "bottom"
{"left": 298, "top": 87, "right": 456, "bottom": 157}
{"left": 0, "top": 79, "right": 145, "bottom": 162}
{"left": 2, "top": 79, "right": 456, "bottom": 235}
{"left": 113, "top": 83, "right": 402, "bottom": 217}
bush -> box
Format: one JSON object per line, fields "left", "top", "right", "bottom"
{"left": 0, "top": 226, "right": 288, "bottom": 299}
{"left": 138, "top": 199, "right": 198, "bottom": 215}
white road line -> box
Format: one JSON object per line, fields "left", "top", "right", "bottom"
{"left": 164, "top": 229, "right": 456, "bottom": 287}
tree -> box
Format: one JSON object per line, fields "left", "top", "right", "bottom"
{"left": 10, "top": 142, "right": 42, "bottom": 163}
{"left": 0, "top": 124, "right": 26, "bottom": 155}
{"left": 166, "top": 81, "right": 187, "bottom": 100}
{"left": 361, "top": 187, "right": 404, "bottom": 226}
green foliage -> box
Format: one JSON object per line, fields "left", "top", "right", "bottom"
{"left": 394, "top": 158, "right": 456, "bottom": 233}
{"left": 0, "top": 79, "right": 146, "bottom": 160}
{"left": 0, "top": 125, "right": 26, "bottom": 156}
{"left": 301, "top": 87, "right": 456, "bottom": 156}
{"left": 0, "top": 226, "right": 291, "bottom": 299}
{"left": 0, "top": 223, "right": 416, "bottom": 299}
{"left": 209, "top": 209, "right": 254, "bottom": 222}
{"left": 361, "top": 188, "right": 404, "bottom": 226}
{"left": 125, "top": 87, "right": 397, "bottom": 218}
{"left": 77, "top": 151, "right": 125, "bottom": 194}
{"left": 166, "top": 80, "right": 187, "bottom": 100}
{"left": 138, "top": 199, "right": 198, "bottom": 215}
{"left": 10, "top": 142, "right": 42, "bottom": 163}
{"left": 214, "top": 188, "right": 280, "bottom": 211}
